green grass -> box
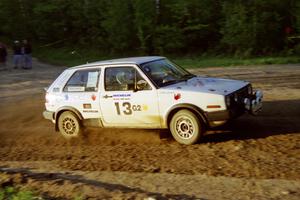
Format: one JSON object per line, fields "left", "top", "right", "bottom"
{"left": 172, "top": 56, "right": 300, "bottom": 68}
{"left": 0, "top": 186, "right": 83, "bottom": 200}
{"left": 0, "top": 186, "right": 39, "bottom": 200}
{"left": 33, "top": 47, "right": 110, "bottom": 67}
{"left": 33, "top": 47, "right": 300, "bottom": 68}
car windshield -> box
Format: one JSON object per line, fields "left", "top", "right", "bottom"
{"left": 140, "top": 59, "right": 196, "bottom": 87}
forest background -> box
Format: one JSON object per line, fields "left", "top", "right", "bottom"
{"left": 0, "top": 0, "right": 299, "bottom": 67}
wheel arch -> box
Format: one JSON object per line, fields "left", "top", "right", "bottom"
{"left": 55, "top": 106, "right": 83, "bottom": 131}
{"left": 166, "top": 104, "right": 208, "bottom": 129}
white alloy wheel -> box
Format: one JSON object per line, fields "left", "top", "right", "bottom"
{"left": 170, "top": 109, "right": 202, "bottom": 145}
{"left": 58, "top": 111, "right": 82, "bottom": 139}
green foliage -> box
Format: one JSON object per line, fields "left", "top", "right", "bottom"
{"left": 132, "top": 0, "right": 156, "bottom": 54}
{"left": 102, "top": 0, "right": 136, "bottom": 54}
{"left": 34, "top": 46, "right": 111, "bottom": 67}
{"left": 221, "top": 1, "right": 253, "bottom": 54}
{"left": 0, "top": 187, "right": 38, "bottom": 200}
{"left": 173, "top": 56, "right": 300, "bottom": 68}
{"left": 154, "top": 25, "right": 184, "bottom": 54}
{"left": 32, "top": 0, "right": 68, "bottom": 41}
{"left": 0, "top": 190, "right": 4, "bottom": 200}
{"left": 295, "top": 1, "right": 300, "bottom": 33}
{"left": 0, "top": 0, "right": 299, "bottom": 56}
{"left": 34, "top": 46, "right": 300, "bottom": 68}
{"left": 73, "top": 195, "right": 83, "bottom": 200}
{"left": 168, "top": 0, "right": 220, "bottom": 52}
{"left": 0, "top": 0, "right": 33, "bottom": 39}
{"left": 221, "top": 0, "right": 286, "bottom": 56}
{"left": 0, "top": 186, "right": 85, "bottom": 200}
{"left": 294, "top": 44, "right": 300, "bottom": 55}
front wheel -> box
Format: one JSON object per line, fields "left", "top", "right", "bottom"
{"left": 58, "top": 111, "right": 82, "bottom": 139}
{"left": 169, "top": 109, "right": 203, "bottom": 145}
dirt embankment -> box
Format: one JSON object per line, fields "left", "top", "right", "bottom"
{"left": 0, "top": 60, "right": 299, "bottom": 199}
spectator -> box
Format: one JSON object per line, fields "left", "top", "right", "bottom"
{"left": 13, "top": 40, "right": 22, "bottom": 69}
{"left": 0, "top": 42, "right": 7, "bottom": 70}
{"left": 22, "top": 39, "right": 32, "bottom": 69}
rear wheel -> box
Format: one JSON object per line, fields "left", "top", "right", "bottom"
{"left": 58, "top": 111, "right": 82, "bottom": 139}
{"left": 170, "top": 109, "right": 203, "bottom": 145}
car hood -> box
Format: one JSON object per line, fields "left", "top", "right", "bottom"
{"left": 162, "top": 76, "right": 249, "bottom": 95}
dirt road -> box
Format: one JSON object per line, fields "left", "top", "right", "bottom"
{"left": 0, "top": 59, "right": 299, "bottom": 199}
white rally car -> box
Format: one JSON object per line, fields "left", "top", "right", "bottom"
{"left": 43, "top": 56, "right": 263, "bottom": 145}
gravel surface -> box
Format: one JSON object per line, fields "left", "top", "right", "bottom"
{"left": 0, "top": 58, "right": 299, "bottom": 199}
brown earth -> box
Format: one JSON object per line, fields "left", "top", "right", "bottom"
{"left": 0, "top": 58, "right": 299, "bottom": 199}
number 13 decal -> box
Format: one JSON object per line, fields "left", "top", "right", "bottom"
{"left": 114, "top": 102, "right": 141, "bottom": 115}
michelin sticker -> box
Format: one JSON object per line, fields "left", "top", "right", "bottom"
{"left": 113, "top": 94, "right": 131, "bottom": 100}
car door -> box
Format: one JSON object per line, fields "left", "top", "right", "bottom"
{"left": 99, "top": 65, "right": 161, "bottom": 128}
{"left": 62, "top": 68, "right": 101, "bottom": 119}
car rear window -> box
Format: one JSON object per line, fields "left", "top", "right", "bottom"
{"left": 63, "top": 69, "right": 100, "bottom": 92}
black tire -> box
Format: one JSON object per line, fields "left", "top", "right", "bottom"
{"left": 169, "top": 109, "right": 203, "bottom": 145}
{"left": 58, "top": 111, "right": 82, "bottom": 139}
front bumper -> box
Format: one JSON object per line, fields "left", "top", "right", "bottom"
{"left": 206, "top": 90, "right": 263, "bottom": 125}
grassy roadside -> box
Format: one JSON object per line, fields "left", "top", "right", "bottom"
{"left": 172, "top": 56, "right": 300, "bottom": 68}
{"left": 0, "top": 186, "right": 41, "bottom": 200}
{"left": 0, "top": 186, "right": 83, "bottom": 200}
{"left": 33, "top": 47, "right": 300, "bottom": 68}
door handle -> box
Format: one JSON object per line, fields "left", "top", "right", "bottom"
{"left": 103, "top": 94, "right": 113, "bottom": 99}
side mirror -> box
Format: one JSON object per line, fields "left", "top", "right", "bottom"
{"left": 136, "top": 80, "right": 148, "bottom": 91}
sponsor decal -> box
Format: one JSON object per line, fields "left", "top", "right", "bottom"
{"left": 91, "top": 94, "right": 96, "bottom": 101}
{"left": 113, "top": 94, "right": 131, "bottom": 97}
{"left": 114, "top": 102, "right": 142, "bottom": 115}
{"left": 142, "top": 104, "right": 149, "bottom": 111}
{"left": 83, "top": 103, "right": 92, "bottom": 109}
{"left": 113, "top": 93, "right": 131, "bottom": 100}
{"left": 64, "top": 94, "right": 69, "bottom": 100}
{"left": 174, "top": 93, "right": 181, "bottom": 100}
{"left": 67, "top": 86, "right": 85, "bottom": 92}
{"left": 82, "top": 110, "right": 98, "bottom": 113}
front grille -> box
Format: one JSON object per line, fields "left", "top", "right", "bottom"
{"left": 228, "top": 85, "right": 250, "bottom": 108}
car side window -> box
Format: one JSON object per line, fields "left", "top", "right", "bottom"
{"left": 105, "top": 67, "right": 151, "bottom": 91}
{"left": 64, "top": 69, "right": 100, "bottom": 92}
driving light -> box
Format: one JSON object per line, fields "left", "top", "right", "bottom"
{"left": 234, "top": 93, "right": 238, "bottom": 102}
{"left": 247, "top": 85, "right": 253, "bottom": 94}
{"left": 225, "top": 96, "right": 231, "bottom": 107}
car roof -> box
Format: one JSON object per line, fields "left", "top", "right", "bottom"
{"left": 69, "top": 56, "right": 165, "bottom": 70}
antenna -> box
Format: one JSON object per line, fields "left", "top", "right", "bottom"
{"left": 71, "top": 50, "right": 88, "bottom": 64}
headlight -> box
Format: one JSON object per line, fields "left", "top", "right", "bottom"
{"left": 247, "top": 85, "right": 252, "bottom": 94}
{"left": 45, "top": 92, "right": 49, "bottom": 103}
{"left": 225, "top": 96, "right": 231, "bottom": 107}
